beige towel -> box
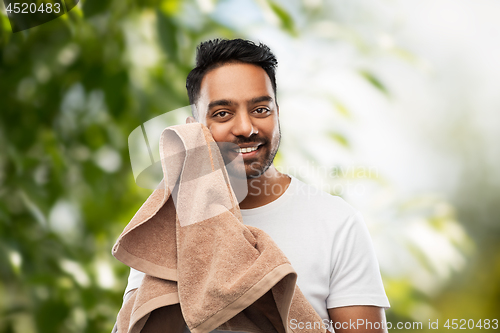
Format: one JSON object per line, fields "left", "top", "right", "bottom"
{"left": 113, "top": 123, "right": 326, "bottom": 333}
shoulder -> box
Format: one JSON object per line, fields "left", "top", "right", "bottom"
{"left": 288, "top": 176, "right": 357, "bottom": 214}
{"left": 285, "top": 176, "right": 360, "bottom": 226}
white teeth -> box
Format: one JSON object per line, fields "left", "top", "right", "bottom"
{"left": 236, "top": 146, "right": 259, "bottom": 153}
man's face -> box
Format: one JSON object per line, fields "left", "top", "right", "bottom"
{"left": 195, "top": 62, "right": 280, "bottom": 179}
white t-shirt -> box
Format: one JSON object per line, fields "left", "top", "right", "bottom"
{"left": 124, "top": 176, "right": 390, "bottom": 331}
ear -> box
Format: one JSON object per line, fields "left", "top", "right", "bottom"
{"left": 186, "top": 116, "right": 196, "bottom": 124}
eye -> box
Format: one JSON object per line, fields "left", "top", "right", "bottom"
{"left": 213, "top": 110, "right": 229, "bottom": 118}
{"left": 253, "top": 107, "right": 270, "bottom": 115}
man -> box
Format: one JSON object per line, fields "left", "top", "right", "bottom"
{"left": 123, "top": 39, "right": 390, "bottom": 332}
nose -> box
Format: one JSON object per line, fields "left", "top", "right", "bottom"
{"left": 231, "top": 111, "right": 258, "bottom": 137}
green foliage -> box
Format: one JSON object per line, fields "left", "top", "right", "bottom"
{"left": 0, "top": 0, "right": 246, "bottom": 331}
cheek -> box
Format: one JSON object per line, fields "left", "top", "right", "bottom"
{"left": 207, "top": 123, "right": 229, "bottom": 142}
{"left": 262, "top": 118, "right": 279, "bottom": 138}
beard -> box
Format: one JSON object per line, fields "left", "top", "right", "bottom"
{"left": 246, "top": 132, "right": 280, "bottom": 179}
{"left": 217, "top": 127, "right": 281, "bottom": 180}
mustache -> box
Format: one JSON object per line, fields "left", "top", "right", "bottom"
{"left": 215, "top": 136, "right": 268, "bottom": 162}
{"left": 231, "top": 135, "right": 268, "bottom": 146}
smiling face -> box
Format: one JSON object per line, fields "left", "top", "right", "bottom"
{"left": 195, "top": 62, "right": 281, "bottom": 179}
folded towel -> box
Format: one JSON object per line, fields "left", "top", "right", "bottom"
{"left": 112, "top": 123, "right": 326, "bottom": 333}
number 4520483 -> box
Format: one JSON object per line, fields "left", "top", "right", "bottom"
{"left": 444, "top": 319, "right": 498, "bottom": 330}
{"left": 5, "top": 2, "right": 61, "bottom": 14}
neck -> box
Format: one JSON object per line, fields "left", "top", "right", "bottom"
{"left": 238, "top": 165, "right": 291, "bottom": 209}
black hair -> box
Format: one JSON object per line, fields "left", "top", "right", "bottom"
{"left": 186, "top": 38, "right": 278, "bottom": 118}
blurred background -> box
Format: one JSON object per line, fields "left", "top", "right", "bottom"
{"left": 1, "top": 0, "right": 499, "bottom": 332}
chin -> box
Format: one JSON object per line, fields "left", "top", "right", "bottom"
{"left": 246, "top": 172, "right": 262, "bottom": 180}
{"left": 245, "top": 162, "right": 271, "bottom": 179}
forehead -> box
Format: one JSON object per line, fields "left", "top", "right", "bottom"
{"left": 198, "top": 62, "right": 274, "bottom": 106}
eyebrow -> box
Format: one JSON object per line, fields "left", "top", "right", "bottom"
{"left": 207, "top": 95, "right": 274, "bottom": 111}
{"left": 248, "top": 95, "right": 274, "bottom": 105}
{"left": 207, "top": 99, "right": 234, "bottom": 110}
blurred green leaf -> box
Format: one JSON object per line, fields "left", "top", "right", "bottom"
{"left": 268, "top": 0, "right": 296, "bottom": 36}
{"left": 359, "top": 69, "right": 389, "bottom": 95}
{"left": 327, "top": 131, "right": 349, "bottom": 148}
{"left": 160, "top": 0, "right": 181, "bottom": 16}
{"left": 330, "top": 97, "right": 351, "bottom": 118}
